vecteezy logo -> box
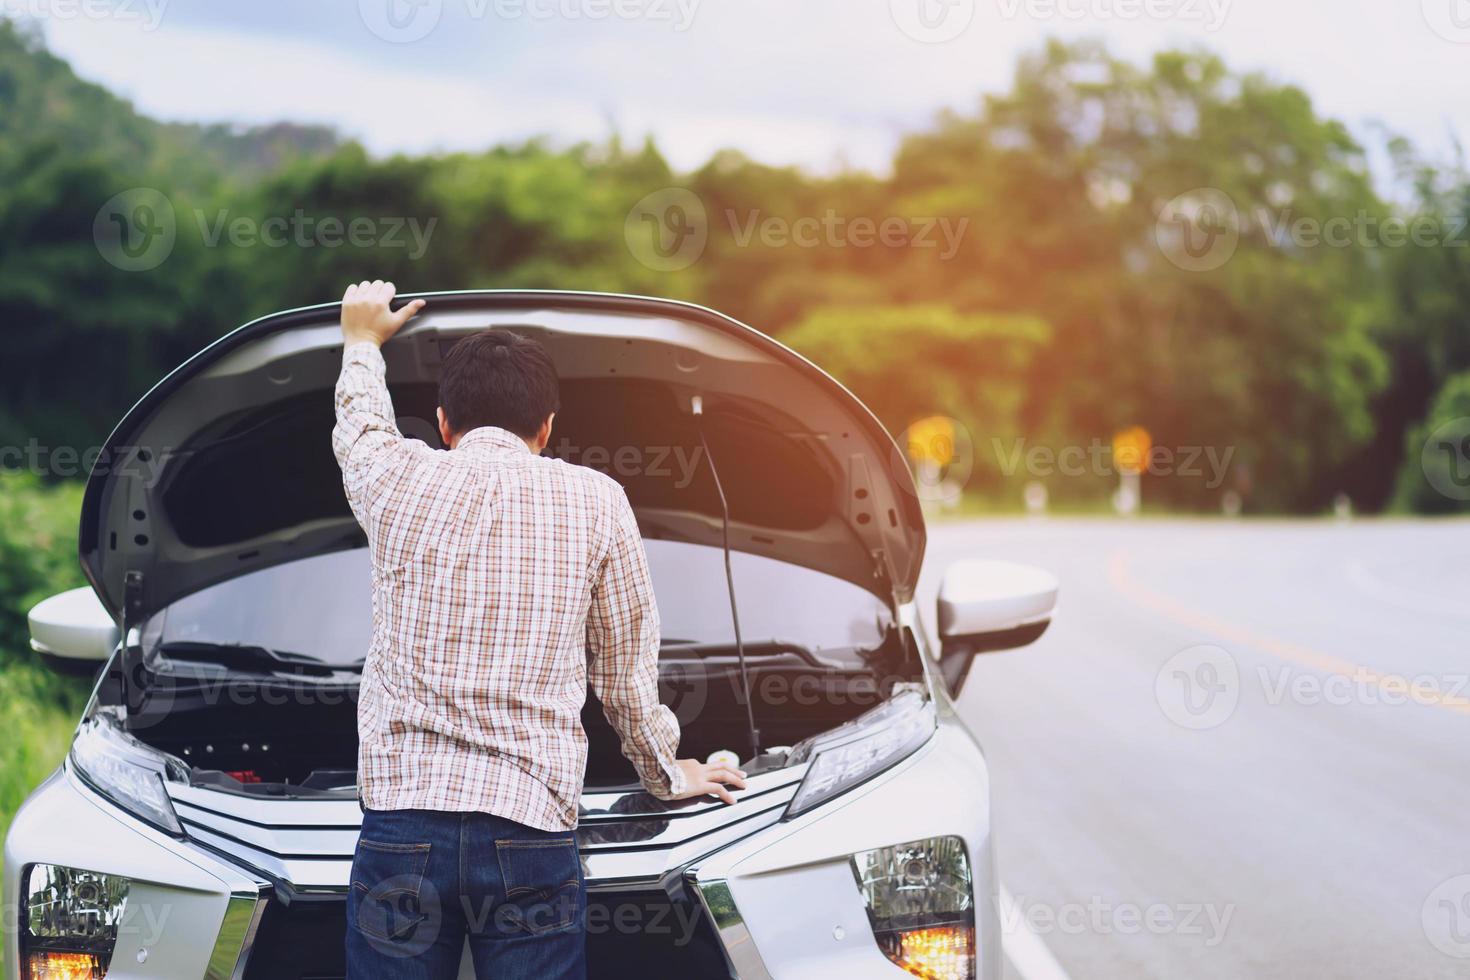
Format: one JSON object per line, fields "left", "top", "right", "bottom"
{"left": 659, "top": 660, "right": 710, "bottom": 727}
{"left": 1423, "top": 875, "right": 1470, "bottom": 958}
{"left": 1422, "top": 0, "right": 1470, "bottom": 43}
{"left": 896, "top": 415, "right": 974, "bottom": 504}
{"left": 1155, "top": 644, "right": 1239, "bottom": 730}
{"left": 359, "top": 0, "right": 443, "bottom": 43}
{"left": 889, "top": 0, "right": 975, "bottom": 42}
{"left": 1154, "top": 188, "right": 1239, "bottom": 272}
{"left": 624, "top": 188, "right": 708, "bottom": 272}
{"left": 356, "top": 873, "right": 442, "bottom": 958}
{"left": 1422, "top": 417, "right": 1470, "bottom": 501}
{"left": 94, "top": 188, "right": 176, "bottom": 272}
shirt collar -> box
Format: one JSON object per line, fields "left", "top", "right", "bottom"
{"left": 456, "top": 427, "right": 533, "bottom": 454}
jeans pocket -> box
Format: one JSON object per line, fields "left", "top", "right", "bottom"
{"left": 350, "top": 839, "right": 437, "bottom": 949}
{"left": 495, "top": 838, "right": 583, "bottom": 936}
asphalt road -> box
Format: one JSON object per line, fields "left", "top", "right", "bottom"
{"left": 918, "top": 517, "right": 1470, "bottom": 980}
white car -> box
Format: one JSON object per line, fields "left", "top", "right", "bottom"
{"left": 6, "top": 292, "right": 1057, "bottom": 979}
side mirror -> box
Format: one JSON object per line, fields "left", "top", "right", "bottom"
{"left": 936, "top": 559, "right": 1058, "bottom": 695}
{"left": 29, "top": 587, "right": 119, "bottom": 675}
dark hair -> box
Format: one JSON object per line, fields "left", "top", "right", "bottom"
{"left": 438, "top": 329, "right": 560, "bottom": 439}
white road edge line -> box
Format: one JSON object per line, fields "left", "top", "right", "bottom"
{"left": 998, "top": 883, "right": 1073, "bottom": 980}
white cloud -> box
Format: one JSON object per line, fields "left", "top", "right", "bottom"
{"left": 31, "top": 0, "right": 1470, "bottom": 181}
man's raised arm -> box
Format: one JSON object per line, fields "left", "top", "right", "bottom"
{"left": 330, "top": 281, "right": 426, "bottom": 525}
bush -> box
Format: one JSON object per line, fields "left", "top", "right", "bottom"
{"left": 0, "top": 474, "right": 87, "bottom": 652}
{"left": 1392, "top": 372, "right": 1470, "bottom": 514}
{"left": 0, "top": 475, "right": 91, "bottom": 839}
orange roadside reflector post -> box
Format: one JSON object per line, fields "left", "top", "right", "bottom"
{"left": 908, "top": 416, "right": 957, "bottom": 468}
{"left": 1112, "top": 426, "right": 1153, "bottom": 476}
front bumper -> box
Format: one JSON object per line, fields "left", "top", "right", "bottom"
{"left": 4, "top": 714, "right": 996, "bottom": 979}
{"left": 3, "top": 769, "right": 269, "bottom": 979}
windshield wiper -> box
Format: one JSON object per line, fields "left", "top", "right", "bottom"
{"left": 156, "top": 642, "right": 347, "bottom": 677}
{"left": 659, "top": 639, "right": 830, "bottom": 669}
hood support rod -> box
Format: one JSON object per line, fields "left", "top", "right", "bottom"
{"left": 693, "top": 396, "right": 761, "bottom": 762}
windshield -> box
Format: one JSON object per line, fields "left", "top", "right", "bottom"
{"left": 144, "top": 540, "right": 893, "bottom": 670}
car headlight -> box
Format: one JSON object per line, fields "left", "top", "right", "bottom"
{"left": 852, "top": 836, "right": 975, "bottom": 980}
{"left": 69, "top": 712, "right": 186, "bottom": 836}
{"left": 785, "top": 690, "right": 935, "bottom": 818}
{"left": 21, "top": 864, "right": 130, "bottom": 979}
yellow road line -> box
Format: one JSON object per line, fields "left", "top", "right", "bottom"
{"left": 1106, "top": 549, "right": 1470, "bottom": 717}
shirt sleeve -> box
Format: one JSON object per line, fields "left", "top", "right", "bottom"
{"left": 586, "top": 488, "right": 686, "bottom": 800}
{"left": 330, "top": 342, "right": 419, "bottom": 545}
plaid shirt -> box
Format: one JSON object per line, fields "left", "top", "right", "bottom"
{"left": 332, "top": 343, "right": 684, "bottom": 831}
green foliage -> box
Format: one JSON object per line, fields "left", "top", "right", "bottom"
{"left": 783, "top": 305, "right": 1050, "bottom": 436}
{"left": 0, "top": 666, "right": 81, "bottom": 841}
{"left": 888, "top": 41, "right": 1393, "bottom": 510}
{"left": 785, "top": 306, "right": 1053, "bottom": 497}
{"left": 1392, "top": 372, "right": 1470, "bottom": 514}
{"left": 0, "top": 475, "right": 90, "bottom": 839}
{"left": 0, "top": 475, "right": 85, "bottom": 652}
{"left": 0, "top": 22, "right": 1464, "bottom": 518}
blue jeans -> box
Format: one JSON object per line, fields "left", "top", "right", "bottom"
{"left": 346, "top": 808, "right": 587, "bottom": 979}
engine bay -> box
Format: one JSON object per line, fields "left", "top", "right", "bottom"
{"left": 123, "top": 632, "right": 920, "bottom": 798}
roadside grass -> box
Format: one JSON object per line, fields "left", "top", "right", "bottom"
{"left": 0, "top": 475, "right": 91, "bottom": 841}
{"left": 0, "top": 666, "right": 81, "bottom": 840}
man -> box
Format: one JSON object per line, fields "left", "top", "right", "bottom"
{"left": 331, "top": 281, "right": 746, "bottom": 978}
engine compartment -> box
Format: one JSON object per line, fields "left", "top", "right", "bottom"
{"left": 126, "top": 634, "right": 919, "bottom": 797}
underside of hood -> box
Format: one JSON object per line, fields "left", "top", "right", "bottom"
{"left": 81, "top": 291, "right": 926, "bottom": 622}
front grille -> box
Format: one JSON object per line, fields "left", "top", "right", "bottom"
{"left": 586, "top": 890, "right": 733, "bottom": 980}
{"left": 235, "top": 889, "right": 731, "bottom": 979}
{"left": 243, "top": 894, "right": 347, "bottom": 980}
{"left": 170, "top": 773, "right": 802, "bottom": 976}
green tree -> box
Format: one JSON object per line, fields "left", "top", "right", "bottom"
{"left": 1392, "top": 372, "right": 1470, "bottom": 514}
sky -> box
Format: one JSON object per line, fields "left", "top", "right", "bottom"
{"left": 18, "top": 0, "right": 1470, "bottom": 179}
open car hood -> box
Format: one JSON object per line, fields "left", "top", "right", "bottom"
{"left": 81, "top": 292, "right": 926, "bottom": 623}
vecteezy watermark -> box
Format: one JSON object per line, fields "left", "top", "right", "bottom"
{"left": 1421, "top": 417, "right": 1470, "bottom": 501}
{"left": 898, "top": 415, "right": 975, "bottom": 505}
{"left": 1258, "top": 666, "right": 1470, "bottom": 711}
{"left": 1254, "top": 210, "right": 1470, "bottom": 251}
{"left": 991, "top": 437, "right": 1236, "bottom": 489}
{"left": 194, "top": 210, "right": 438, "bottom": 260}
{"left": 1421, "top": 0, "right": 1470, "bottom": 44}
{"left": 725, "top": 209, "right": 969, "bottom": 260}
{"left": 549, "top": 439, "right": 707, "bottom": 489}
{"left": 0, "top": 897, "right": 173, "bottom": 945}
{"left": 1154, "top": 188, "right": 1240, "bottom": 272}
{"left": 396, "top": 418, "right": 713, "bottom": 488}
{"left": 1156, "top": 187, "right": 1470, "bottom": 272}
{"left": 992, "top": 0, "right": 1230, "bottom": 30}
{"left": 354, "top": 886, "right": 703, "bottom": 955}
{"left": 94, "top": 188, "right": 177, "bottom": 272}
{"left": 468, "top": 895, "right": 702, "bottom": 944}
{"left": 624, "top": 188, "right": 970, "bottom": 272}
{"left": 1155, "top": 645, "right": 1470, "bottom": 731}
{"left": 358, "top": 0, "right": 443, "bottom": 42}
{"left": 0, "top": 441, "right": 170, "bottom": 487}
{"left": 1425, "top": 875, "right": 1470, "bottom": 958}
{"left": 357, "top": 0, "right": 700, "bottom": 43}
{"left": 355, "top": 872, "right": 442, "bottom": 959}
{"left": 1155, "top": 645, "right": 1240, "bottom": 730}
{"left": 94, "top": 189, "right": 439, "bottom": 271}
{"left": 998, "top": 894, "right": 1235, "bottom": 947}
{"left": 625, "top": 187, "right": 709, "bottom": 272}
{"left": 889, "top": 0, "right": 976, "bottom": 43}
{"left": 1, "top": 0, "right": 168, "bottom": 29}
